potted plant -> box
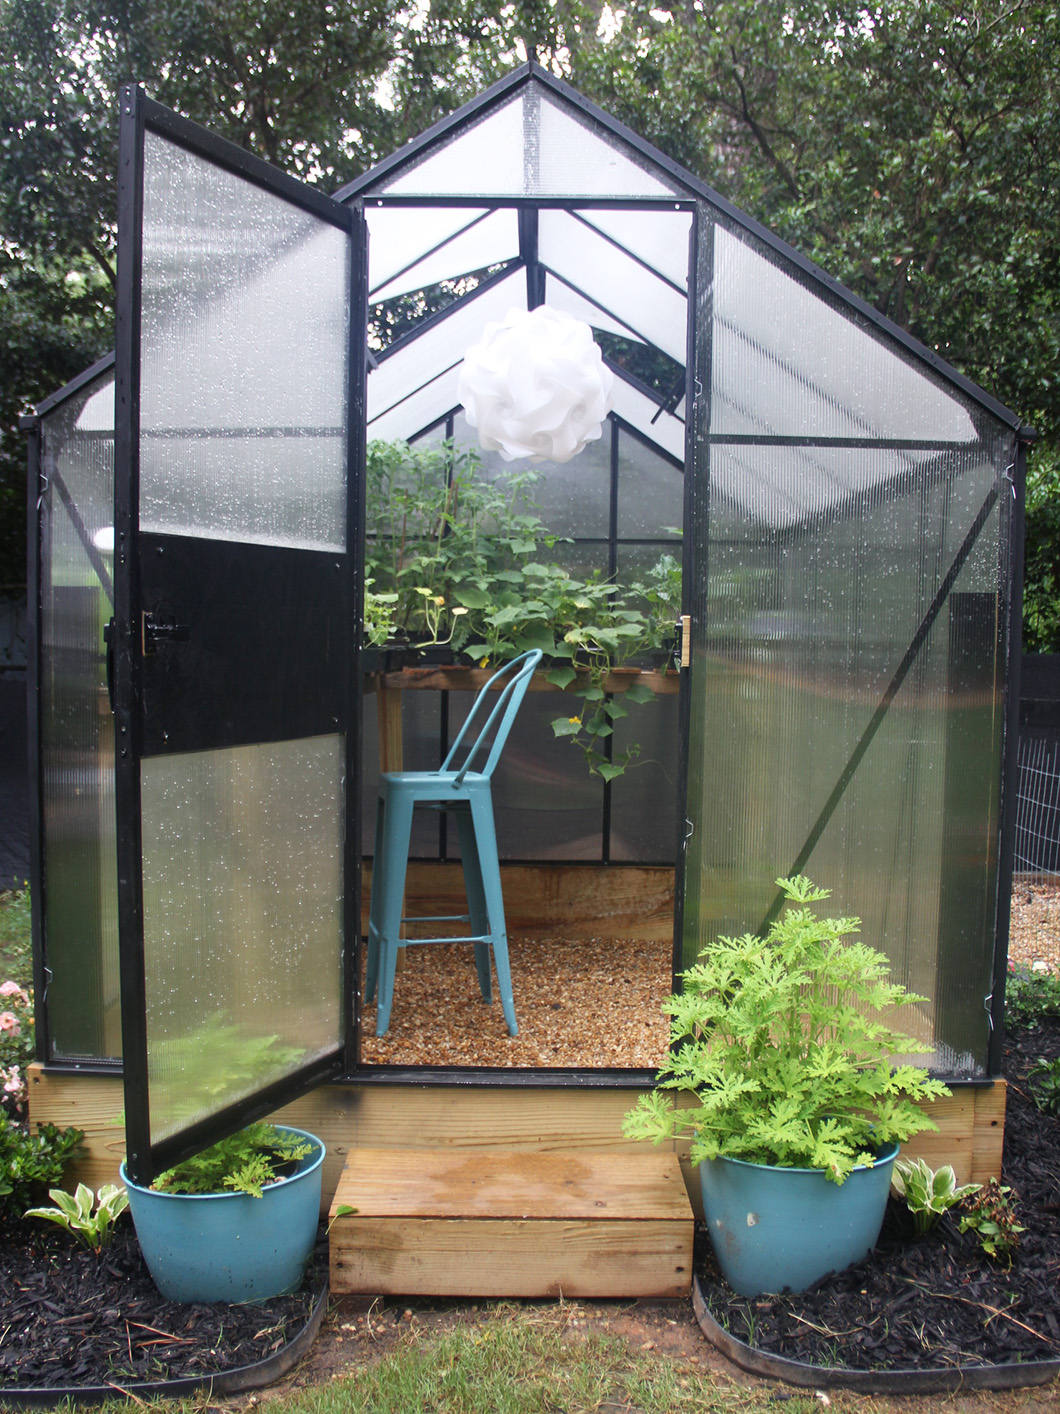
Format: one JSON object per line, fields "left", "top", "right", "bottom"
{"left": 624, "top": 875, "right": 950, "bottom": 1296}
{"left": 121, "top": 1122, "right": 325, "bottom": 1303}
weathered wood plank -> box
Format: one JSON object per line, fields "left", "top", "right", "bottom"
{"left": 360, "top": 862, "right": 676, "bottom": 941}
{"left": 27, "top": 1068, "right": 1006, "bottom": 1217}
{"left": 332, "top": 1148, "right": 689, "bottom": 1221}
{"left": 374, "top": 666, "right": 679, "bottom": 697}
{"left": 330, "top": 1217, "right": 691, "bottom": 1298}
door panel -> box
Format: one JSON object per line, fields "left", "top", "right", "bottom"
{"left": 114, "top": 88, "right": 360, "bottom": 1183}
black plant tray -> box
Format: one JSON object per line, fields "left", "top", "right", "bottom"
{"left": 693, "top": 1276, "right": 1060, "bottom": 1395}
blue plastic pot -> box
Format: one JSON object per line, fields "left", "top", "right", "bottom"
{"left": 699, "top": 1142, "right": 899, "bottom": 1297}
{"left": 121, "top": 1126, "right": 325, "bottom": 1304}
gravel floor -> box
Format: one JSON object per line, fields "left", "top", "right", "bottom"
{"left": 361, "top": 933, "right": 672, "bottom": 1069}
{"left": 1009, "top": 875, "right": 1060, "bottom": 973}
{"left": 359, "top": 877, "right": 1060, "bottom": 1069}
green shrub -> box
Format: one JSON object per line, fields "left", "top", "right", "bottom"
{"left": 1028, "top": 1055, "right": 1060, "bottom": 1114}
{"left": 1005, "top": 964, "right": 1060, "bottom": 1028}
{"left": 0, "top": 1113, "right": 84, "bottom": 1224}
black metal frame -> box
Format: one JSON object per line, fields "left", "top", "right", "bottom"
{"left": 22, "top": 413, "right": 47, "bottom": 1062}
{"left": 24, "top": 62, "right": 1030, "bottom": 1098}
{"left": 114, "top": 86, "right": 359, "bottom": 1182}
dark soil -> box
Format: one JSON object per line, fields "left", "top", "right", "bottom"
{"left": 697, "top": 1017, "right": 1060, "bottom": 1371}
{"left": 0, "top": 1222, "right": 326, "bottom": 1391}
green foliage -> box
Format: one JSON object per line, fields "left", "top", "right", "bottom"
{"left": 891, "top": 1158, "right": 980, "bottom": 1236}
{"left": 624, "top": 875, "right": 950, "bottom": 1183}
{"left": 1024, "top": 449, "right": 1060, "bottom": 652}
{"left": 1005, "top": 964, "right": 1060, "bottom": 1027}
{"left": 0, "top": 886, "right": 32, "bottom": 985}
{"left": 0, "top": 885, "right": 35, "bottom": 1120}
{"left": 1028, "top": 1056, "right": 1060, "bottom": 1115}
{"left": 0, "top": 974, "right": 34, "bottom": 1121}
{"left": 152, "top": 1122, "right": 315, "bottom": 1198}
{"left": 149, "top": 1012, "right": 306, "bottom": 1129}
{"left": 957, "top": 1179, "right": 1025, "bottom": 1265}
{"left": 24, "top": 1181, "right": 128, "bottom": 1251}
{"left": 0, "top": 1112, "right": 84, "bottom": 1224}
{"left": 571, "top": 1, "right": 1060, "bottom": 648}
{"left": 365, "top": 438, "right": 679, "bottom": 778}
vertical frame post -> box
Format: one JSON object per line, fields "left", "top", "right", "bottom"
{"left": 114, "top": 82, "right": 151, "bottom": 1183}
{"left": 990, "top": 430, "right": 1032, "bottom": 1074}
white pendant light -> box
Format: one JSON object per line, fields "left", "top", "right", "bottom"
{"left": 456, "top": 305, "right": 614, "bottom": 463}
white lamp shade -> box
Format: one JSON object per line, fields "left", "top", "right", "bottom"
{"left": 456, "top": 305, "right": 615, "bottom": 463}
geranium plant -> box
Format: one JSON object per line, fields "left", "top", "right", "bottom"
{"left": 624, "top": 875, "right": 950, "bottom": 1182}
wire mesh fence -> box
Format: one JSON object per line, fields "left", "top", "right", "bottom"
{"left": 1015, "top": 731, "right": 1060, "bottom": 878}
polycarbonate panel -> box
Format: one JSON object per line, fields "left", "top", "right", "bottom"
{"left": 475, "top": 691, "right": 606, "bottom": 861}
{"left": 682, "top": 427, "right": 1016, "bottom": 1076}
{"left": 538, "top": 210, "right": 687, "bottom": 364}
{"left": 38, "top": 371, "right": 120, "bottom": 1059}
{"left": 370, "top": 208, "right": 518, "bottom": 302}
{"left": 365, "top": 206, "right": 490, "bottom": 289}
{"left": 579, "top": 209, "right": 692, "bottom": 290}
{"left": 368, "top": 366, "right": 462, "bottom": 444}
{"left": 380, "top": 88, "right": 681, "bottom": 198}
{"left": 454, "top": 409, "right": 611, "bottom": 538}
{"left": 609, "top": 376, "right": 686, "bottom": 463}
{"left": 139, "top": 131, "right": 349, "bottom": 549}
{"left": 711, "top": 224, "right": 979, "bottom": 441}
{"left": 609, "top": 690, "right": 680, "bottom": 863}
{"left": 367, "top": 269, "right": 524, "bottom": 426}
{"left": 140, "top": 735, "right": 343, "bottom": 1143}
{"left": 543, "top": 273, "right": 640, "bottom": 347}
{"left": 616, "top": 432, "right": 683, "bottom": 539}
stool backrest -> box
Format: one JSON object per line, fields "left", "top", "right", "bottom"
{"left": 441, "top": 650, "right": 544, "bottom": 785}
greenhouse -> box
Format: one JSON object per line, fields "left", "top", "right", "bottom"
{"left": 25, "top": 64, "right": 1029, "bottom": 1206}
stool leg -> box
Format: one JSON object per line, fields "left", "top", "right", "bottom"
{"left": 452, "top": 806, "right": 492, "bottom": 1003}
{"left": 372, "top": 786, "right": 415, "bottom": 1037}
{"left": 469, "top": 790, "right": 517, "bottom": 1037}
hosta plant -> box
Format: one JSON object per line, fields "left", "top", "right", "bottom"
{"left": 25, "top": 1182, "right": 128, "bottom": 1251}
{"left": 624, "top": 875, "right": 950, "bottom": 1183}
{"left": 891, "top": 1158, "right": 980, "bottom": 1234}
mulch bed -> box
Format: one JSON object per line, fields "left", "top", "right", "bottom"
{"left": 0, "top": 1223, "right": 326, "bottom": 1391}
{"left": 697, "top": 1015, "right": 1060, "bottom": 1371}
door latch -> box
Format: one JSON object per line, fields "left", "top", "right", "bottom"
{"left": 142, "top": 611, "right": 190, "bottom": 655}
{"left": 672, "top": 614, "right": 691, "bottom": 669}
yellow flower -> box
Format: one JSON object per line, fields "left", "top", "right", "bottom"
{"left": 568, "top": 716, "right": 581, "bottom": 725}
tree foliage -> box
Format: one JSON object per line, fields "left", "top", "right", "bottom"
{"left": 2, "top": 0, "right": 1058, "bottom": 646}
{"left": 567, "top": 0, "right": 1060, "bottom": 647}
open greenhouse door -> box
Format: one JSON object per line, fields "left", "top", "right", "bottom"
{"left": 113, "top": 88, "right": 362, "bottom": 1185}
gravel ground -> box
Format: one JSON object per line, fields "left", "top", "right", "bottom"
{"left": 361, "top": 933, "right": 671, "bottom": 1068}
{"left": 359, "top": 878, "right": 1060, "bottom": 1068}
{"left": 1009, "top": 875, "right": 1060, "bottom": 973}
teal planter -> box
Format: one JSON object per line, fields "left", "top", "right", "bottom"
{"left": 121, "top": 1127, "right": 325, "bottom": 1304}
{"left": 700, "top": 1143, "right": 899, "bottom": 1297}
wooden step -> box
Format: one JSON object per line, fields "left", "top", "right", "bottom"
{"left": 328, "top": 1147, "right": 694, "bottom": 1299}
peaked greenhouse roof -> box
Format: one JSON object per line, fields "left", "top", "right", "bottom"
{"left": 336, "top": 61, "right": 1023, "bottom": 528}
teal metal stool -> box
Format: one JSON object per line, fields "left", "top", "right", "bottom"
{"left": 365, "top": 649, "right": 543, "bottom": 1037}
